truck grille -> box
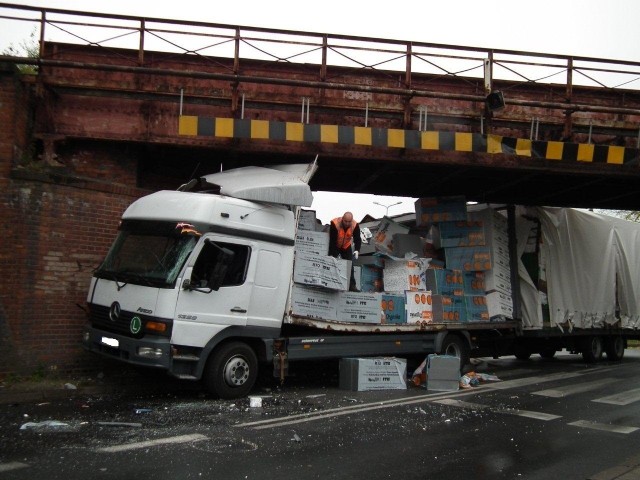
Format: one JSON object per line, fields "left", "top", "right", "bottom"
{"left": 89, "top": 304, "right": 144, "bottom": 339}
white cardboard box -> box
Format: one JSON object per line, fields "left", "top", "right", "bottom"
{"left": 336, "top": 292, "right": 382, "bottom": 324}
{"left": 487, "top": 290, "right": 514, "bottom": 318}
{"left": 298, "top": 209, "right": 317, "bottom": 231}
{"left": 383, "top": 259, "right": 427, "bottom": 293}
{"left": 290, "top": 284, "right": 338, "bottom": 320}
{"left": 293, "top": 252, "right": 351, "bottom": 291}
{"left": 485, "top": 264, "right": 512, "bottom": 295}
{"left": 295, "top": 230, "right": 329, "bottom": 256}
{"left": 339, "top": 357, "right": 407, "bottom": 391}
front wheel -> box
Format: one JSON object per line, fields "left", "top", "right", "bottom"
{"left": 204, "top": 342, "right": 258, "bottom": 399}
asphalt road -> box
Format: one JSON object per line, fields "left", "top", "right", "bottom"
{"left": 2, "top": 351, "right": 640, "bottom": 480}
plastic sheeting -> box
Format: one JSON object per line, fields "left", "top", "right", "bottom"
{"left": 198, "top": 162, "right": 318, "bottom": 207}
{"left": 532, "top": 208, "right": 640, "bottom": 329}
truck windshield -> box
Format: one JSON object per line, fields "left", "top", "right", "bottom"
{"left": 95, "top": 220, "right": 202, "bottom": 288}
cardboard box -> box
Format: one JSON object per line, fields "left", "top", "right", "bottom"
{"left": 293, "top": 252, "right": 351, "bottom": 291}
{"left": 381, "top": 294, "right": 406, "bottom": 324}
{"left": 360, "top": 264, "right": 384, "bottom": 292}
{"left": 465, "top": 295, "right": 490, "bottom": 322}
{"left": 392, "top": 233, "right": 425, "bottom": 258}
{"left": 463, "top": 271, "right": 485, "bottom": 294}
{"left": 383, "top": 259, "right": 427, "bottom": 293}
{"left": 484, "top": 265, "right": 512, "bottom": 295}
{"left": 425, "top": 268, "right": 464, "bottom": 296}
{"left": 405, "top": 290, "right": 433, "bottom": 324}
{"left": 415, "top": 196, "right": 468, "bottom": 227}
{"left": 294, "top": 230, "right": 329, "bottom": 256}
{"left": 469, "top": 207, "right": 509, "bottom": 247}
{"left": 426, "top": 354, "right": 460, "bottom": 391}
{"left": 432, "top": 294, "right": 467, "bottom": 322}
{"left": 339, "top": 357, "right": 407, "bottom": 391}
{"left": 431, "top": 221, "right": 485, "bottom": 249}
{"left": 337, "top": 292, "right": 382, "bottom": 324}
{"left": 487, "top": 291, "right": 514, "bottom": 319}
{"left": 444, "top": 246, "right": 492, "bottom": 271}
{"left": 298, "top": 209, "right": 317, "bottom": 231}
{"left": 373, "top": 217, "right": 410, "bottom": 255}
{"left": 290, "top": 284, "right": 338, "bottom": 320}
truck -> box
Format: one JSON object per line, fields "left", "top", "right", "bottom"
{"left": 82, "top": 163, "right": 640, "bottom": 399}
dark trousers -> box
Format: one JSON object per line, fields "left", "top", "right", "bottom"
{"left": 335, "top": 248, "right": 358, "bottom": 291}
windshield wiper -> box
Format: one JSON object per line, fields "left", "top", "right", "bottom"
{"left": 95, "top": 270, "right": 128, "bottom": 291}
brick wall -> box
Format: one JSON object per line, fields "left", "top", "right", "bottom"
{"left": 0, "top": 67, "right": 151, "bottom": 377}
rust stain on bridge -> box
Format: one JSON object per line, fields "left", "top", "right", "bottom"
{"left": 2, "top": 3, "right": 640, "bottom": 208}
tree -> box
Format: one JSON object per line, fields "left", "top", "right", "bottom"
{"left": 2, "top": 28, "right": 38, "bottom": 74}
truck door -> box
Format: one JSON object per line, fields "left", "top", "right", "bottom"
{"left": 174, "top": 236, "right": 253, "bottom": 344}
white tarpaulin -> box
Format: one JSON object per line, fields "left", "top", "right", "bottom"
{"left": 613, "top": 216, "right": 640, "bottom": 328}
{"left": 535, "top": 207, "right": 640, "bottom": 329}
{"left": 198, "top": 162, "right": 318, "bottom": 207}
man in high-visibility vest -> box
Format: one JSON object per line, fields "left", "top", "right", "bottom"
{"left": 329, "top": 211, "right": 361, "bottom": 291}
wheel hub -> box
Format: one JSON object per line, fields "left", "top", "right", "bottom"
{"left": 223, "top": 356, "right": 250, "bottom": 386}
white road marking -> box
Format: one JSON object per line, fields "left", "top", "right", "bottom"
{"left": 435, "top": 398, "right": 561, "bottom": 421}
{"left": 568, "top": 420, "right": 638, "bottom": 434}
{"left": 0, "top": 462, "right": 29, "bottom": 473}
{"left": 433, "top": 399, "right": 488, "bottom": 410}
{"left": 483, "top": 371, "right": 585, "bottom": 390}
{"left": 96, "top": 434, "right": 208, "bottom": 453}
{"left": 592, "top": 388, "right": 640, "bottom": 406}
{"left": 495, "top": 409, "right": 561, "bottom": 421}
{"left": 533, "top": 378, "right": 618, "bottom": 398}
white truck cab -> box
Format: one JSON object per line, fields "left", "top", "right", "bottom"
{"left": 84, "top": 164, "right": 313, "bottom": 398}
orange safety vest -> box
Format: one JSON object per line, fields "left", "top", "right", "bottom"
{"left": 332, "top": 217, "right": 358, "bottom": 251}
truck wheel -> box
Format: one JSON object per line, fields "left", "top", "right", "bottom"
{"left": 604, "top": 336, "right": 625, "bottom": 361}
{"left": 439, "top": 334, "right": 470, "bottom": 372}
{"left": 539, "top": 349, "right": 556, "bottom": 359}
{"left": 204, "top": 342, "right": 258, "bottom": 399}
{"left": 581, "top": 336, "right": 603, "bottom": 363}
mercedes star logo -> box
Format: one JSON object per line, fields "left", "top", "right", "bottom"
{"left": 109, "top": 302, "right": 121, "bottom": 322}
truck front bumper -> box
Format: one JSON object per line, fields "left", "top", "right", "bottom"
{"left": 82, "top": 325, "right": 171, "bottom": 370}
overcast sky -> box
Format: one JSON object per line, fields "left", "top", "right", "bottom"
{"left": 2, "top": 0, "right": 639, "bottom": 222}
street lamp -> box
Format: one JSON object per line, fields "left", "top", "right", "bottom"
{"left": 373, "top": 201, "right": 402, "bottom": 217}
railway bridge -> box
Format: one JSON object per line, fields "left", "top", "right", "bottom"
{"left": 0, "top": 3, "right": 639, "bottom": 375}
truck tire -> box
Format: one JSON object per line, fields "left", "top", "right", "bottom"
{"left": 439, "top": 334, "right": 470, "bottom": 372}
{"left": 204, "top": 341, "right": 258, "bottom": 399}
{"left": 604, "top": 336, "right": 625, "bottom": 361}
{"left": 581, "top": 336, "right": 603, "bottom": 363}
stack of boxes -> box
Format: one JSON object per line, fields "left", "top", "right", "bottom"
{"left": 469, "top": 207, "right": 514, "bottom": 320}
{"left": 417, "top": 196, "right": 490, "bottom": 322}
{"left": 291, "top": 209, "right": 381, "bottom": 324}
{"left": 289, "top": 200, "right": 515, "bottom": 326}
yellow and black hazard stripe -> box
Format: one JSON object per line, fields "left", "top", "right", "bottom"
{"left": 178, "top": 116, "right": 638, "bottom": 165}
